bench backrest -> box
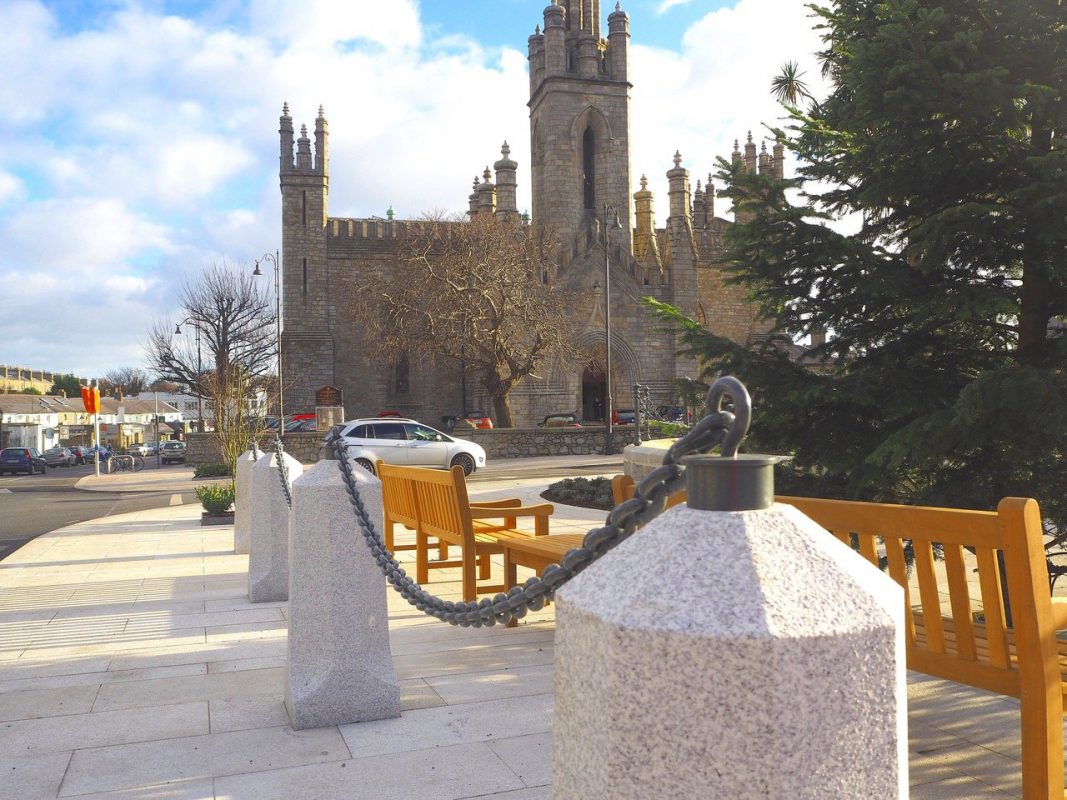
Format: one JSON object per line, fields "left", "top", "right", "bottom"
{"left": 378, "top": 462, "right": 474, "bottom": 549}
{"left": 612, "top": 475, "right": 1056, "bottom": 700}
{"left": 378, "top": 461, "right": 419, "bottom": 532}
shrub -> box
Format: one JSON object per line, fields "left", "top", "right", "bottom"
{"left": 195, "top": 483, "right": 235, "bottom": 515}
{"left": 194, "top": 462, "right": 231, "bottom": 478}
{"left": 541, "top": 476, "right": 615, "bottom": 511}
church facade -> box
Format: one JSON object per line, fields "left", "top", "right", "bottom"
{"left": 278, "top": 0, "right": 778, "bottom": 427}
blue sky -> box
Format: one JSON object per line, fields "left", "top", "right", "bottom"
{"left": 0, "top": 0, "right": 825, "bottom": 379}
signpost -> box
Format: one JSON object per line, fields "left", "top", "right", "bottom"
{"left": 81, "top": 382, "right": 101, "bottom": 477}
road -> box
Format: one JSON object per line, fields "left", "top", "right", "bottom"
{"left": 0, "top": 463, "right": 198, "bottom": 561}
{"left": 0, "top": 453, "right": 625, "bottom": 562}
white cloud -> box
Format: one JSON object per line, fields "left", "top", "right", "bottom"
{"left": 0, "top": 0, "right": 831, "bottom": 375}
{"left": 657, "top": 0, "right": 694, "bottom": 13}
{"left": 0, "top": 171, "right": 25, "bottom": 204}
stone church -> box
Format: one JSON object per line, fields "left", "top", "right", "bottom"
{"left": 278, "top": 0, "right": 778, "bottom": 427}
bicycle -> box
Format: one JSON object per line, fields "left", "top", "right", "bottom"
{"left": 107, "top": 454, "right": 145, "bottom": 473}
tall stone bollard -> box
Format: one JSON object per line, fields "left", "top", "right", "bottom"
{"left": 233, "top": 449, "right": 256, "bottom": 555}
{"left": 553, "top": 455, "right": 906, "bottom": 799}
{"left": 285, "top": 458, "right": 400, "bottom": 729}
{"left": 248, "top": 450, "right": 303, "bottom": 603}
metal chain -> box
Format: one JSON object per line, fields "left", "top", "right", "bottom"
{"left": 274, "top": 438, "right": 293, "bottom": 510}
{"left": 331, "top": 407, "right": 736, "bottom": 627}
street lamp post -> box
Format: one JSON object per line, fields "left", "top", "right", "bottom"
{"left": 253, "top": 251, "right": 283, "bottom": 439}
{"left": 602, "top": 204, "right": 623, "bottom": 455}
{"left": 175, "top": 318, "right": 203, "bottom": 433}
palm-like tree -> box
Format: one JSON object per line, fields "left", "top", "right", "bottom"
{"left": 770, "top": 60, "right": 813, "bottom": 106}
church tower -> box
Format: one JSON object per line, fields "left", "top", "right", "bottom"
{"left": 278, "top": 103, "right": 334, "bottom": 411}
{"left": 527, "top": 1, "right": 633, "bottom": 253}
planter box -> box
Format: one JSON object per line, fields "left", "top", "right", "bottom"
{"left": 201, "top": 511, "right": 235, "bottom": 526}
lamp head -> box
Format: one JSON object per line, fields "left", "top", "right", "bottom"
{"left": 610, "top": 210, "right": 622, "bottom": 230}
{"left": 174, "top": 324, "right": 182, "bottom": 335}
{"left": 252, "top": 261, "right": 263, "bottom": 276}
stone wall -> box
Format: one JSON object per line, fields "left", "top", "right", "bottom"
{"left": 452, "top": 427, "right": 645, "bottom": 459}
{"left": 185, "top": 432, "right": 325, "bottom": 466}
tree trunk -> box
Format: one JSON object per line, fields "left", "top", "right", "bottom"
{"left": 484, "top": 369, "right": 516, "bottom": 428}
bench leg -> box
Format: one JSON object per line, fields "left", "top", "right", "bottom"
{"left": 439, "top": 540, "right": 448, "bottom": 561}
{"left": 504, "top": 553, "right": 518, "bottom": 628}
{"left": 462, "top": 552, "right": 478, "bottom": 602}
{"left": 479, "top": 551, "right": 491, "bottom": 581}
{"left": 416, "top": 531, "right": 430, "bottom": 585}
{"left": 1019, "top": 690, "right": 1064, "bottom": 799}
{"left": 384, "top": 519, "right": 395, "bottom": 552}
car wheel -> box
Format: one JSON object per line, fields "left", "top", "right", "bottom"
{"left": 354, "top": 458, "right": 376, "bottom": 476}
{"left": 451, "top": 453, "right": 476, "bottom": 476}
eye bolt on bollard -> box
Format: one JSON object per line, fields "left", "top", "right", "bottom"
{"left": 552, "top": 377, "right": 906, "bottom": 799}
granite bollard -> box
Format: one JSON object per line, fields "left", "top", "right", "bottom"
{"left": 248, "top": 450, "right": 303, "bottom": 603}
{"left": 233, "top": 449, "right": 256, "bottom": 555}
{"left": 553, "top": 501, "right": 906, "bottom": 798}
{"left": 285, "top": 457, "right": 400, "bottom": 729}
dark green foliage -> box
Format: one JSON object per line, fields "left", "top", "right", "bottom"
{"left": 194, "top": 462, "right": 231, "bottom": 479}
{"left": 541, "top": 476, "right": 615, "bottom": 511}
{"left": 195, "top": 483, "right": 235, "bottom": 515}
{"left": 47, "top": 374, "right": 82, "bottom": 397}
{"left": 655, "top": 0, "right": 1067, "bottom": 538}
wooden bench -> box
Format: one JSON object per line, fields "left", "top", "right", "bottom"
{"left": 376, "top": 461, "right": 554, "bottom": 602}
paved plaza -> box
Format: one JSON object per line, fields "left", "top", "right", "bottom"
{"left": 0, "top": 468, "right": 1057, "bottom": 798}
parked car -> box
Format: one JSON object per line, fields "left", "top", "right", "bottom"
{"left": 285, "top": 417, "right": 317, "bottom": 432}
{"left": 326, "top": 418, "right": 487, "bottom": 476}
{"left": 43, "top": 447, "right": 75, "bottom": 468}
{"left": 126, "top": 443, "right": 153, "bottom": 457}
{"left": 69, "top": 445, "right": 92, "bottom": 465}
{"left": 0, "top": 447, "right": 47, "bottom": 475}
{"left": 612, "top": 409, "right": 636, "bottom": 425}
{"left": 538, "top": 412, "right": 582, "bottom": 428}
{"left": 160, "top": 441, "right": 187, "bottom": 465}
{"left": 88, "top": 445, "right": 112, "bottom": 462}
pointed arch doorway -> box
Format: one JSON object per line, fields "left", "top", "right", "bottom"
{"left": 582, "top": 361, "right": 606, "bottom": 422}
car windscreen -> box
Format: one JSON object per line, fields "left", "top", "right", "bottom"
{"left": 1, "top": 449, "right": 27, "bottom": 457}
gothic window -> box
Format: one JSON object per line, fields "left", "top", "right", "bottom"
{"left": 582, "top": 126, "right": 596, "bottom": 211}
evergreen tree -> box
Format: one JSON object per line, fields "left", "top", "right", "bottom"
{"left": 663, "top": 0, "right": 1067, "bottom": 538}
{"left": 48, "top": 374, "right": 83, "bottom": 398}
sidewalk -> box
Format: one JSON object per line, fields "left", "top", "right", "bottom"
{"left": 0, "top": 474, "right": 1046, "bottom": 798}
{"left": 73, "top": 454, "right": 626, "bottom": 495}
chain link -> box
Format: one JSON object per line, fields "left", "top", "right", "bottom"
{"left": 274, "top": 438, "right": 293, "bottom": 510}
{"left": 330, "top": 408, "right": 735, "bottom": 627}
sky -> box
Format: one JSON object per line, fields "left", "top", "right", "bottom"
{"left": 0, "top": 0, "right": 828, "bottom": 379}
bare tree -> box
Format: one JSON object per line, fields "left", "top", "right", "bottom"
{"left": 355, "top": 214, "right": 582, "bottom": 427}
{"left": 103, "top": 367, "right": 151, "bottom": 398}
{"left": 145, "top": 262, "right": 277, "bottom": 404}
{"left": 203, "top": 366, "right": 267, "bottom": 477}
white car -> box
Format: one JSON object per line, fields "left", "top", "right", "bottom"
{"left": 328, "top": 418, "right": 487, "bottom": 476}
{"left": 126, "top": 443, "right": 153, "bottom": 457}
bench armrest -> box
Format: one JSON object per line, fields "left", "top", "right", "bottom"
{"left": 470, "top": 503, "right": 554, "bottom": 519}
{"left": 470, "top": 499, "right": 523, "bottom": 509}
{"left": 471, "top": 503, "right": 554, "bottom": 536}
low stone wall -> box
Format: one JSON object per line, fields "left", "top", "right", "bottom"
{"left": 185, "top": 431, "right": 325, "bottom": 465}
{"left": 621, "top": 439, "right": 676, "bottom": 481}
{"left": 452, "top": 427, "right": 647, "bottom": 459}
